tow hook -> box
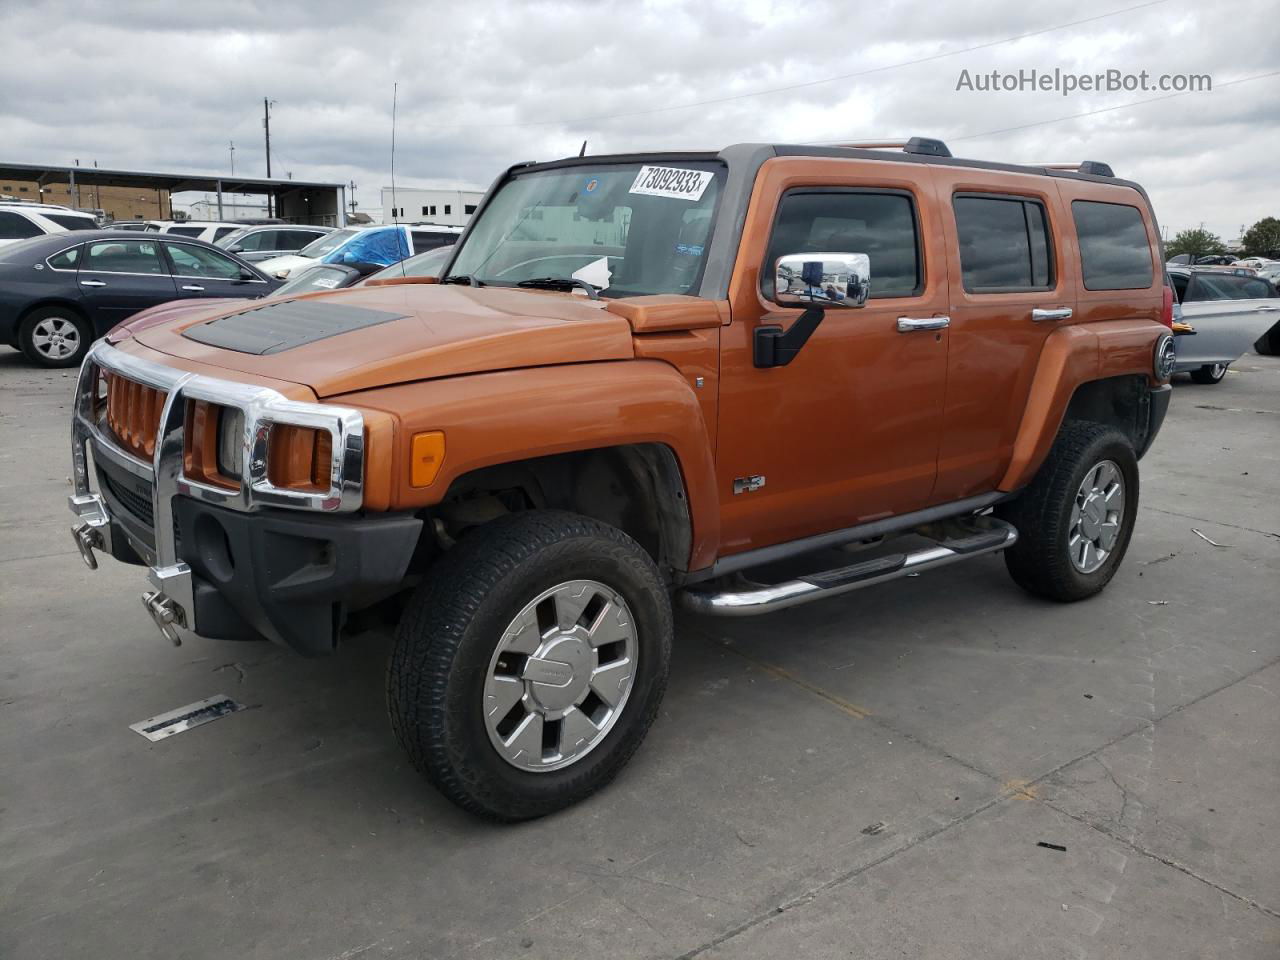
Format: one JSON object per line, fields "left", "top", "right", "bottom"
{"left": 71, "top": 521, "right": 105, "bottom": 570}
{"left": 141, "top": 590, "right": 184, "bottom": 646}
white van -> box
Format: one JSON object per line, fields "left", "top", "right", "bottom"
{"left": 0, "top": 202, "right": 98, "bottom": 248}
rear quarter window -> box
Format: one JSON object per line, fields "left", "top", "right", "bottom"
{"left": 1072, "top": 200, "right": 1154, "bottom": 291}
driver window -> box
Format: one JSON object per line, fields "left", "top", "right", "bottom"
{"left": 763, "top": 191, "right": 921, "bottom": 300}
{"left": 165, "top": 242, "right": 245, "bottom": 279}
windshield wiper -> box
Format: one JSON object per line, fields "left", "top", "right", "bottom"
{"left": 441, "top": 274, "right": 484, "bottom": 286}
{"left": 515, "top": 276, "right": 599, "bottom": 300}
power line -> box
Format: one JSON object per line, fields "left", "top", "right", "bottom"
{"left": 425, "top": 0, "right": 1170, "bottom": 131}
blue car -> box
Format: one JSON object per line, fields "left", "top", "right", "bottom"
{"left": 256, "top": 223, "right": 463, "bottom": 279}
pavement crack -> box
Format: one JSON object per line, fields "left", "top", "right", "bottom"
{"left": 1143, "top": 506, "right": 1280, "bottom": 540}
{"left": 213, "top": 662, "right": 248, "bottom": 684}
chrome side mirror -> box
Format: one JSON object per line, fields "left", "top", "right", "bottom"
{"left": 773, "top": 252, "right": 870, "bottom": 308}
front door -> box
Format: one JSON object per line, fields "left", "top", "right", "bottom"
{"left": 1173, "top": 271, "right": 1280, "bottom": 368}
{"left": 715, "top": 158, "right": 951, "bottom": 558}
{"left": 161, "top": 240, "right": 270, "bottom": 300}
{"left": 75, "top": 237, "right": 177, "bottom": 334}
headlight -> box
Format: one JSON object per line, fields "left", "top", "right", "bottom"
{"left": 216, "top": 407, "right": 245, "bottom": 480}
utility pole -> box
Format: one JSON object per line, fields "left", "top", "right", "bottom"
{"left": 229, "top": 140, "right": 235, "bottom": 176}
{"left": 348, "top": 180, "right": 358, "bottom": 217}
{"left": 262, "top": 97, "right": 274, "bottom": 216}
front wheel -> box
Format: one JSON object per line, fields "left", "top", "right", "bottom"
{"left": 388, "top": 511, "right": 672, "bottom": 821}
{"left": 19, "top": 307, "right": 93, "bottom": 368}
{"left": 998, "top": 421, "right": 1139, "bottom": 602}
{"left": 1189, "top": 362, "right": 1228, "bottom": 384}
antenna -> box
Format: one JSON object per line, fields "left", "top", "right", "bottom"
{"left": 390, "top": 82, "right": 399, "bottom": 226}
{"left": 579, "top": 140, "right": 588, "bottom": 157}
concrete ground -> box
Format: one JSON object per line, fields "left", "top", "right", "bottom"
{"left": 2, "top": 348, "right": 1277, "bottom": 960}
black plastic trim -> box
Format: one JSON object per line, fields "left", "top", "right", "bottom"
{"left": 1139, "top": 383, "right": 1171, "bottom": 459}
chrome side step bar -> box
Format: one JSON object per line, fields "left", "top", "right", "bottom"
{"left": 679, "top": 516, "right": 1018, "bottom": 617}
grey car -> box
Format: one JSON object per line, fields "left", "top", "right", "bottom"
{"left": 1168, "top": 266, "right": 1280, "bottom": 382}
{"left": 214, "top": 224, "right": 334, "bottom": 263}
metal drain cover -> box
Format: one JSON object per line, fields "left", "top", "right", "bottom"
{"left": 130, "top": 695, "right": 245, "bottom": 742}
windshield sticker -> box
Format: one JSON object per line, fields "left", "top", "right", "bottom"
{"left": 572, "top": 256, "right": 612, "bottom": 292}
{"left": 629, "top": 166, "right": 714, "bottom": 201}
{"left": 674, "top": 242, "right": 704, "bottom": 257}
{"left": 584, "top": 177, "right": 600, "bottom": 194}
{"left": 312, "top": 276, "right": 340, "bottom": 289}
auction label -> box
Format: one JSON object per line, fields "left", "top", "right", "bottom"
{"left": 629, "top": 166, "right": 713, "bottom": 201}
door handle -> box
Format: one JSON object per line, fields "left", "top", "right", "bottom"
{"left": 181, "top": 285, "right": 205, "bottom": 292}
{"left": 1253, "top": 305, "right": 1278, "bottom": 311}
{"left": 79, "top": 279, "right": 107, "bottom": 288}
{"left": 1031, "top": 307, "right": 1073, "bottom": 322}
{"left": 897, "top": 316, "right": 950, "bottom": 332}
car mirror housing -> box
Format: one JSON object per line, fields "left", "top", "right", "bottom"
{"left": 772, "top": 252, "right": 870, "bottom": 309}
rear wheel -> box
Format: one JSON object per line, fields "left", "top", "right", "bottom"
{"left": 19, "top": 307, "right": 93, "bottom": 368}
{"left": 388, "top": 510, "right": 672, "bottom": 821}
{"left": 1189, "top": 362, "right": 1228, "bottom": 384}
{"left": 998, "top": 421, "right": 1139, "bottom": 602}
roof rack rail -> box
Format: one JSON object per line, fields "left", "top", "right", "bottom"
{"left": 1037, "top": 160, "right": 1115, "bottom": 177}
{"left": 835, "top": 137, "right": 953, "bottom": 158}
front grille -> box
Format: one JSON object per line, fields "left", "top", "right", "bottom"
{"left": 101, "top": 469, "right": 154, "bottom": 528}
{"left": 103, "top": 370, "right": 166, "bottom": 460}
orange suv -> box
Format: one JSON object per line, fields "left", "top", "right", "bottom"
{"left": 68, "top": 138, "right": 1175, "bottom": 819}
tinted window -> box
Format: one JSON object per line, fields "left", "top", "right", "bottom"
{"left": 44, "top": 214, "right": 96, "bottom": 231}
{"left": 166, "top": 225, "right": 204, "bottom": 237}
{"left": 1170, "top": 272, "right": 1189, "bottom": 302}
{"left": 953, "top": 195, "right": 1053, "bottom": 291}
{"left": 233, "top": 229, "right": 275, "bottom": 252}
{"left": 213, "top": 227, "right": 238, "bottom": 241}
{"left": 47, "top": 246, "right": 82, "bottom": 269}
{"left": 1072, "top": 200, "right": 1154, "bottom": 290}
{"left": 764, "top": 191, "right": 921, "bottom": 299}
{"left": 165, "top": 242, "right": 246, "bottom": 279}
{"left": 411, "top": 230, "right": 458, "bottom": 252}
{"left": 84, "top": 240, "right": 164, "bottom": 274}
{"left": 0, "top": 211, "right": 42, "bottom": 240}
{"left": 281, "top": 230, "right": 321, "bottom": 249}
{"left": 1188, "top": 273, "right": 1276, "bottom": 301}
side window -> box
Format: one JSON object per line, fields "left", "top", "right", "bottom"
{"left": 284, "top": 230, "right": 321, "bottom": 249}
{"left": 84, "top": 240, "right": 165, "bottom": 274}
{"left": 47, "top": 245, "right": 83, "bottom": 269}
{"left": 234, "top": 230, "right": 269, "bottom": 252}
{"left": 0, "top": 211, "right": 43, "bottom": 240}
{"left": 1192, "top": 273, "right": 1274, "bottom": 301}
{"left": 953, "top": 195, "right": 1053, "bottom": 292}
{"left": 411, "top": 230, "right": 457, "bottom": 252}
{"left": 165, "top": 243, "right": 246, "bottom": 279}
{"left": 166, "top": 226, "right": 204, "bottom": 238}
{"left": 1170, "top": 273, "right": 1189, "bottom": 303}
{"left": 763, "top": 190, "right": 922, "bottom": 299}
{"left": 1072, "top": 200, "right": 1154, "bottom": 291}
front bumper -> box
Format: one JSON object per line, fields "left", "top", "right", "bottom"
{"left": 69, "top": 340, "right": 421, "bottom": 655}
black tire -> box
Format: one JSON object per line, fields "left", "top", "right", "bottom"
{"left": 18, "top": 306, "right": 93, "bottom": 368}
{"left": 997, "top": 421, "right": 1139, "bottom": 603}
{"left": 1188, "top": 362, "right": 1228, "bottom": 384}
{"left": 388, "top": 510, "right": 672, "bottom": 822}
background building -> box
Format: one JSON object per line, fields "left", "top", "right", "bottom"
{"left": 0, "top": 176, "right": 170, "bottom": 220}
{"left": 381, "top": 187, "right": 484, "bottom": 226}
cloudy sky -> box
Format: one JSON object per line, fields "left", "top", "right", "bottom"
{"left": 3, "top": 0, "right": 1277, "bottom": 241}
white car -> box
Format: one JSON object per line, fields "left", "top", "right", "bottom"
{"left": 1169, "top": 266, "right": 1280, "bottom": 382}
{"left": 0, "top": 202, "right": 98, "bottom": 248}
{"left": 256, "top": 222, "right": 462, "bottom": 279}
{"left": 153, "top": 220, "right": 244, "bottom": 244}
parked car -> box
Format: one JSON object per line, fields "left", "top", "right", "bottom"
{"left": 105, "top": 220, "right": 162, "bottom": 232}
{"left": 214, "top": 224, "right": 333, "bottom": 263}
{"left": 256, "top": 222, "right": 463, "bottom": 278}
{"left": 1168, "top": 266, "right": 1280, "bottom": 380}
{"left": 68, "top": 138, "right": 1175, "bottom": 821}
{"left": 0, "top": 230, "right": 279, "bottom": 367}
{"left": 0, "top": 202, "right": 98, "bottom": 248}
{"left": 153, "top": 220, "right": 244, "bottom": 244}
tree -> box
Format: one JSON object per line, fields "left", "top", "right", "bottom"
{"left": 1166, "top": 228, "right": 1225, "bottom": 261}
{"left": 1241, "top": 217, "right": 1280, "bottom": 258}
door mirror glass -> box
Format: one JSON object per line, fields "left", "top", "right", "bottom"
{"left": 773, "top": 252, "right": 870, "bottom": 308}
{"left": 227, "top": 244, "right": 245, "bottom": 253}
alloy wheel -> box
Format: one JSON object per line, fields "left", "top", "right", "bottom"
{"left": 1068, "top": 459, "right": 1125, "bottom": 574}
{"left": 31, "top": 316, "right": 82, "bottom": 361}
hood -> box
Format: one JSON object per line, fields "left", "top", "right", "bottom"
{"left": 256, "top": 253, "right": 313, "bottom": 277}
{"left": 107, "top": 297, "right": 240, "bottom": 342}
{"left": 128, "top": 283, "right": 636, "bottom": 397}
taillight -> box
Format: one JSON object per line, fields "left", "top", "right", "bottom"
{"left": 1159, "top": 284, "right": 1174, "bottom": 328}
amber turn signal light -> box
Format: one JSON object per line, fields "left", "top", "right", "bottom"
{"left": 268, "top": 424, "right": 333, "bottom": 491}
{"left": 410, "top": 431, "right": 446, "bottom": 487}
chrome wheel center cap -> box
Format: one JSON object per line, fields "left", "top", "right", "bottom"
{"left": 522, "top": 631, "right": 593, "bottom": 713}
{"left": 1080, "top": 494, "right": 1105, "bottom": 539}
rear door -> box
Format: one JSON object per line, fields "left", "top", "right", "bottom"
{"left": 75, "top": 237, "right": 177, "bottom": 331}
{"left": 932, "top": 169, "right": 1073, "bottom": 500}
{"left": 1175, "top": 272, "right": 1280, "bottom": 367}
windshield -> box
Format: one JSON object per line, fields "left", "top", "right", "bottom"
{"left": 368, "top": 245, "right": 452, "bottom": 281}
{"left": 215, "top": 228, "right": 249, "bottom": 249}
{"left": 447, "top": 160, "right": 724, "bottom": 297}
{"left": 271, "top": 264, "right": 359, "bottom": 297}
{"left": 298, "top": 227, "right": 360, "bottom": 259}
